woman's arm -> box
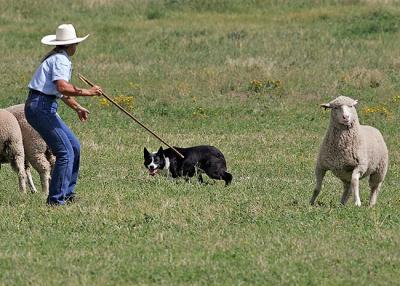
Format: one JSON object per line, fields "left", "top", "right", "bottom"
{"left": 56, "top": 79, "right": 102, "bottom": 97}
{"left": 57, "top": 79, "right": 102, "bottom": 121}
{"left": 61, "top": 95, "right": 92, "bottom": 122}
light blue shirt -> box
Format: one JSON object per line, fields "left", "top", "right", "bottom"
{"left": 28, "top": 50, "right": 72, "bottom": 98}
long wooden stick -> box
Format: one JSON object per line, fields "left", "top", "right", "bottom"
{"left": 78, "top": 73, "right": 184, "bottom": 159}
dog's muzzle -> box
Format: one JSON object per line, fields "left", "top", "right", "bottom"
{"left": 148, "top": 167, "right": 158, "bottom": 176}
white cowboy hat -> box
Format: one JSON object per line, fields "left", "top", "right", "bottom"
{"left": 41, "top": 24, "right": 89, "bottom": 46}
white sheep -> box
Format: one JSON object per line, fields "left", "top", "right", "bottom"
{"left": 311, "top": 96, "right": 388, "bottom": 207}
{"left": 6, "top": 104, "right": 55, "bottom": 194}
{"left": 0, "top": 109, "right": 27, "bottom": 192}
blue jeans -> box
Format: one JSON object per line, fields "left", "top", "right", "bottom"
{"left": 25, "top": 90, "right": 80, "bottom": 205}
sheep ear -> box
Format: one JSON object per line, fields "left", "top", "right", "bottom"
{"left": 320, "top": 103, "right": 331, "bottom": 110}
{"left": 352, "top": 100, "right": 358, "bottom": 107}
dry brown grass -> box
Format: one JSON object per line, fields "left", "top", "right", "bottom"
{"left": 338, "top": 67, "right": 385, "bottom": 89}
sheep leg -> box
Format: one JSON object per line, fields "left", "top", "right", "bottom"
{"left": 340, "top": 181, "right": 352, "bottom": 205}
{"left": 29, "top": 154, "right": 52, "bottom": 195}
{"left": 351, "top": 170, "right": 361, "bottom": 207}
{"left": 369, "top": 177, "right": 382, "bottom": 207}
{"left": 39, "top": 170, "right": 51, "bottom": 195}
{"left": 310, "top": 166, "right": 326, "bottom": 205}
{"left": 11, "top": 155, "right": 27, "bottom": 193}
{"left": 25, "top": 165, "right": 38, "bottom": 193}
{"left": 369, "top": 183, "right": 381, "bottom": 207}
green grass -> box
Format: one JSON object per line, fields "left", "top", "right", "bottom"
{"left": 1, "top": 0, "right": 400, "bottom": 285}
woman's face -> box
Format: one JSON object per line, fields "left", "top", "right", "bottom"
{"left": 66, "top": 43, "right": 78, "bottom": 56}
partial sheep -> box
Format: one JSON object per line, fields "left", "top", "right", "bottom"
{"left": 311, "top": 96, "right": 388, "bottom": 207}
{"left": 6, "top": 104, "right": 55, "bottom": 194}
{"left": 0, "top": 109, "right": 27, "bottom": 192}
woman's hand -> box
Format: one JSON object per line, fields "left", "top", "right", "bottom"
{"left": 61, "top": 95, "right": 91, "bottom": 122}
{"left": 85, "top": 85, "right": 102, "bottom": 96}
{"left": 76, "top": 105, "right": 90, "bottom": 122}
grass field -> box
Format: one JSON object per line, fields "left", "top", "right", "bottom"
{"left": 1, "top": 0, "right": 400, "bottom": 285}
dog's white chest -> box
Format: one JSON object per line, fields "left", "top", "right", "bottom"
{"left": 165, "top": 157, "right": 170, "bottom": 169}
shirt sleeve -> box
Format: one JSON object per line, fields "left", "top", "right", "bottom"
{"left": 51, "top": 55, "right": 71, "bottom": 82}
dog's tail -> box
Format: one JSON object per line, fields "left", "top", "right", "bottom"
{"left": 222, "top": 171, "right": 233, "bottom": 186}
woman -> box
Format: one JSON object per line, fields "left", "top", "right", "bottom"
{"left": 25, "top": 24, "right": 102, "bottom": 205}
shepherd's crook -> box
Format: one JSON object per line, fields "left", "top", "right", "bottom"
{"left": 78, "top": 74, "right": 184, "bottom": 159}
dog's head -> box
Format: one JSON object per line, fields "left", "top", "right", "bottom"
{"left": 144, "top": 147, "right": 166, "bottom": 176}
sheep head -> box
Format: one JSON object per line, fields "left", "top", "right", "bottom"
{"left": 321, "top": 96, "right": 359, "bottom": 128}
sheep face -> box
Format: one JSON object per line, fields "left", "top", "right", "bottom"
{"left": 321, "top": 96, "right": 358, "bottom": 127}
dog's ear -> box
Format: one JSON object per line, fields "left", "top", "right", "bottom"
{"left": 144, "top": 147, "right": 150, "bottom": 158}
{"left": 157, "top": 146, "right": 164, "bottom": 154}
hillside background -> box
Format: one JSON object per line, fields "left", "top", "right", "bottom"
{"left": 0, "top": 0, "right": 399, "bottom": 285}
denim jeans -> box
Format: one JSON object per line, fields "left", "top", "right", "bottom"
{"left": 25, "top": 90, "right": 80, "bottom": 205}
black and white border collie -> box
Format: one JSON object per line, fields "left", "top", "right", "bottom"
{"left": 143, "top": 145, "right": 233, "bottom": 186}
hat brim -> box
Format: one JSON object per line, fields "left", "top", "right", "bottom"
{"left": 41, "top": 34, "right": 89, "bottom": 46}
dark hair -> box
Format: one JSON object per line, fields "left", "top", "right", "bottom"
{"left": 41, "top": 45, "right": 67, "bottom": 62}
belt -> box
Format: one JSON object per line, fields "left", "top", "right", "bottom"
{"left": 29, "top": 89, "right": 57, "bottom": 98}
